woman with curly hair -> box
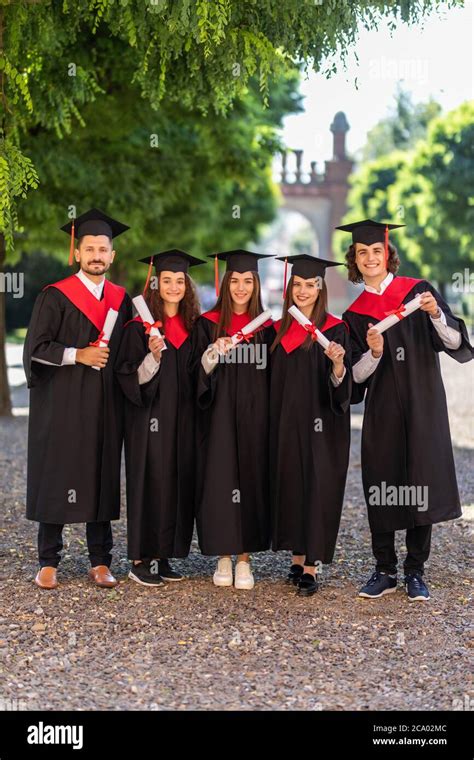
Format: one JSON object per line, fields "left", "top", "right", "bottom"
{"left": 115, "top": 250, "right": 204, "bottom": 587}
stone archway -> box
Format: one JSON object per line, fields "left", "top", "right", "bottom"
{"left": 277, "top": 112, "right": 355, "bottom": 312}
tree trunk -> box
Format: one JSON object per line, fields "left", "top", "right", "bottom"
{"left": 0, "top": 232, "right": 12, "bottom": 416}
{"left": 438, "top": 280, "right": 447, "bottom": 301}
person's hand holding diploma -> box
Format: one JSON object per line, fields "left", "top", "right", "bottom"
{"left": 76, "top": 346, "right": 110, "bottom": 368}
{"left": 419, "top": 291, "right": 440, "bottom": 318}
{"left": 367, "top": 324, "right": 384, "bottom": 358}
{"left": 149, "top": 335, "right": 165, "bottom": 363}
{"left": 325, "top": 341, "right": 345, "bottom": 379}
{"left": 213, "top": 336, "right": 233, "bottom": 356}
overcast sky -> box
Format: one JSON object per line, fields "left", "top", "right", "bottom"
{"left": 280, "top": 1, "right": 473, "bottom": 173}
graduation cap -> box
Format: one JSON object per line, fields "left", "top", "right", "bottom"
{"left": 139, "top": 249, "right": 205, "bottom": 295}
{"left": 61, "top": 208, "right": 130, "bottom": 266}
{"left": 335, "top": 219, "right": 405, "bottom": 266}
{"left": 276, "top": 254, "right": 343, "bottom": 299}
{"left": 208, "top": 249, "right": 272, "bottom": 296}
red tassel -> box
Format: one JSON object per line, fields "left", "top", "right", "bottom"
{"left": 68, "top": 221, "right": 75, "bottom": 266}
{"left": 143, "top": 255, "right": 154, "bottom": 296}
{"left": 384, "top": 225, "right": 389, "bottom": 267}
{"left": 214, "top": 255, "right": 219, "bottom": 297}
{"left": 283, "top": 257, "right": 288, "bottom": 299}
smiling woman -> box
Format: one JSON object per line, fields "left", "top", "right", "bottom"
{"left": 115, "top": 250, "right": 204, "bottom": 587}
{"left": 193, "top": 249, "right": 275, "bottom": 590}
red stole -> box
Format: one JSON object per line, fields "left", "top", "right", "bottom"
{"left": 127, "top": 313, "right": 189, "bottom": 349}
{"left": 275, "top": 313, "right": 346, "bottom": 354}
{"left": 201, "top": 309, "right": 273, "bottom": 336}
{"left": 45, "top": 275, "right": 126, "bottom": 333}
{"left": 346, "top": 276, "right": 422, "bottom": 322}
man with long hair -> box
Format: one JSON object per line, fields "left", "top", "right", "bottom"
{"left": 340, "top": 220, "right": 473, "bottom": 602}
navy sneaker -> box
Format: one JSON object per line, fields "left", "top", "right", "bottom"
{"left": 405, "top": 573, "right": 430, "bottom": 601}
{"left": 359, "top": 571, "right": 397, "bottom": 599}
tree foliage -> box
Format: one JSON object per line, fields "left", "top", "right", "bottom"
{"left": 0, "top": 0, "right": 462, "bottom": 252}
{"left": 340, "top": 99, "right": 474, "bottom": 287}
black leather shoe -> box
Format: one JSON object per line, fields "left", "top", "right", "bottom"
{"left": 296, "top": 573, "right": 318, "bottom": 596}
{"left": 285, "top": 563, "right": 304, "bottom": 586}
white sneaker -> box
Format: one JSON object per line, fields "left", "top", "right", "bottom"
{"left": 234, "top": 560, "right": 255, "bottom": 590}
{"left": 213, "top": 557, "right": 233, "bottom": 587}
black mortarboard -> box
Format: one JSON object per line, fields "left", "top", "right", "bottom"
{"left": 60, "top": 208, "right": 129, "bottom": 265}
{"left": 276, "top": 254, "right": 343, "bottom": 298}
{"left": 208, "top": 249, "right": 272, "bottom": 296}
{"left": 335, "top": 219, "right": 405, "bottom": 264}
{"left": 139, "top": 249, "right": 205, "bottom": 293}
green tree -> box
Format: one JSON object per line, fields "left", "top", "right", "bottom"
{"left": 361, "top": 87, "right": 442, "bottom": 162}
{"left": 0, "top": 0, "right": 462, "bottom": 414}
{"left": 388, "top": 100, "right": 474, "bottom": 295}
{"left": 338, "top": 151, "right": 421, "bottom": 278}
{"left": 17, "top": 68, "right": 303, "bottom": 286}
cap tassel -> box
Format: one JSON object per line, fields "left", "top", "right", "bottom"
{"left": 143, "top": 255, "right": 154, "bottom": 296}
{"left": 384, "top": 224, "right": 389, "bottom": 267}
{"left": 283, "top": 257, "right": 288, "bottom": 299}
{"left": 214, "top": 255, "right": 219, "bottom": 297}
{"left": 68, "top": 221, "right": 75, "bottom": 266}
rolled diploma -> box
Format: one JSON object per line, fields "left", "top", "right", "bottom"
{"left": 132, "top": 295, "right": 167, "bottom": 350}
{"left": 206, "top": 308, "right": 273, "bottom": 361}
{"left": 372, "top": 294, "right": 423, "bottom": 334}
{"left": 288, "top": 305, "right": 330, "bottom": 350}
{"left": 229, "top": 309, "right": 273, "bottom": 346}
{"left": 92, "top": 308, "right": 119, "bottom": 370}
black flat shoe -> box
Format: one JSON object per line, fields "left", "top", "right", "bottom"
{"left": 158, "top": 559, "right": 185, "bottom": 582}
{"left": 296, "top": 573, "right": 318, "bottom": 597}
{"left": 285, "top": 563, "right": 304, "bottom": 586}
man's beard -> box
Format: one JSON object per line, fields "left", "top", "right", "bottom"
{"left": 83, "top": 263, "right": 109, "bottom": 276}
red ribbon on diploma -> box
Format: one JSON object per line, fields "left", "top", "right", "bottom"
{"left": 384, "top": 307, "right": 406, "bottom": 321}
{"left": 235, "top": 330, "right": 254, "bottom": 343}
{"left": 303, "top": 323, "right": 318, "bottom": 342}
{"left": 143, "top": 320, "right": 163, "bottom": 335}
{"left": 89, "top": 331, "right": 109, "bottom": 347}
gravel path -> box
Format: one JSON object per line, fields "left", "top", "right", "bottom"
{"left": 0, "top": 354, "right": 472, "bottom": 711}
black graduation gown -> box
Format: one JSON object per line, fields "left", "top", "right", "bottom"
{"left": 115, "top": 315, "right": 196, "bottom": 560}
{"left": 193, "top": 310, "right": 275, "bottom": 556}
{"left": 269, "top": 315, "right": 352, "bottom": 564}
{"left": 343, "top": 275, "right": 473, "bottom": 534}
{"left": 23, "top": 275, "right": 132, "bottom": 524}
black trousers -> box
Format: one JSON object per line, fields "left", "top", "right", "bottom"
{"left": 38, "top": 522, "right": 113, "bottom": 568}
{"left": 372, "top": 525, "right": 432, "bottom": 576}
